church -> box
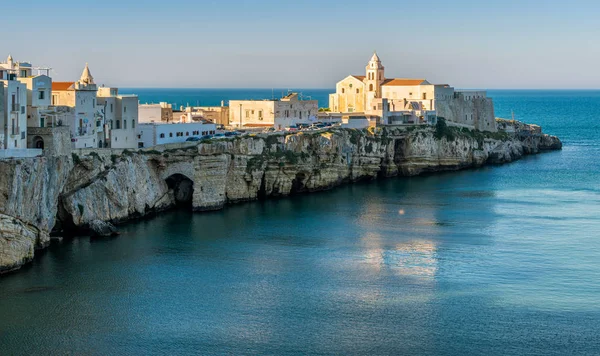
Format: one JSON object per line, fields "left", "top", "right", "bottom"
{"left": 328, "top": 53, "right": 497, "bottom": 131}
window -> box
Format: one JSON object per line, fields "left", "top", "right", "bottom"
{"left": 369, "top": 84, "right": 373, "bottom": 91}
{"left": 92, "top": 99, "right": 95, "bottom": 108}
{"left": 21, "top": 106, "right": 25, "bottom": 114}
{"left": 124, "top": 106, "right": 127, "bottom": 113}
{"left": 349, "top": 83, "right": 353, "bottom": 88}
{"left": 123, "top": 120, "right": 127, "bottom": 129}
{"left": 186, "top": 132, "right": 189, "bottom": 136}
{"left": 251, "top": 110, "right": 254, "bottom": 115}
{"left": 356, "top": 89, "right": 359, "bottom": 94}
{"left": 160, "top": 133, "right": 165, "bottom": 138}
{"left": 378, "top": 73, "right": 382, "bottom": 80}
{"left": 423, "top": 93, "right": 427, "bottom": 100}
{"left": 409, "top": 92, "right": 413, "bottom": 97}
{"left": 38, "top": 91, "right": 45, "bottom": 100}
{"left": 342, "top": 88, "right": 345, "bottom": 94}
{"left": 245, "top": 110, "right": 250, "bottom": 118}
{"left": 258, "top": 110, "right": 263, "bottom": 120}
{"left": 132, "top": 120, "right": 135, "bottom": 128}
{"left": 169, "top": 132, "right": 173, "bottom": 137}
{"left": 110, "top": 103, "right": 113, "bottom": 113}
{"left": 116, "top": 120, "right": 121, "bottom": 129}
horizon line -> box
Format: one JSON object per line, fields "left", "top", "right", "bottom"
{"left": 117, "top": 87, "right": 600, "bottom": 91}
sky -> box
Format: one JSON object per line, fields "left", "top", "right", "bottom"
{"left": 2, "top": 0, "right": 600, "bottom": 89}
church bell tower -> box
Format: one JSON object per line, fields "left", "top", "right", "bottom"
{"left": 365, "top": 52, "right": 385, "bottom": 110}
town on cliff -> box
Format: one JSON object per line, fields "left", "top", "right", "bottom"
{"left": 0, "top": 52, "right": 561, "bottom": 274}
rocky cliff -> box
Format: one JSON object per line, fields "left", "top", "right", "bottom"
{"left": 0, "top": 121, "right": 561, "bottom": 273}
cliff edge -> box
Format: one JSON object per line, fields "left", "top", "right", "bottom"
{"left": 0, "top": 120, "right": 561, "bottom": 273}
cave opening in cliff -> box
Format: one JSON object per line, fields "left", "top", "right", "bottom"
{"left": 290, "top": 172, "right": 308, "bottom": 194}
{"left": 165, "top": 174, "right": 194, "bottom": 209}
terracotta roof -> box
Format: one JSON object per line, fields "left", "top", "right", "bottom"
{"left": 52, "top": 82, "right": 75, "bottom": 91}
{"left": 382, "top": 79, "right": 429, "bottom": 86}
{"left": 351, "top": 75, "right": 366, "bottom": 81}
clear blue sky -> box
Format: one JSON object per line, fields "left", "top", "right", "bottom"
{"left": 2, "top": 0, "right": 599, "bottom": 89}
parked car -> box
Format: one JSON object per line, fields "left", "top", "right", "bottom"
{"left": 263, "top": 127, "right": 276, "bottom": 133}
{"left": 186, "top": 136, "right": 201, "bottom": 141}
{"left": 285, "top": 125, "right": 299, "bottom": 132}
{"left": 203, "top": 134, "right": 214, "bottom": 139}
{"left": 213, "top": 133, "right": 226, "bottom": 139}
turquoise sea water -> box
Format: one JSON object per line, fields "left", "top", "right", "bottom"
{"left": 1, "top": 90, "right": 599, "bottom": 355}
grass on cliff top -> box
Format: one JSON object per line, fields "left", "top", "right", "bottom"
{"left": 434, "top": 118, "right": 509, "bottom": 143}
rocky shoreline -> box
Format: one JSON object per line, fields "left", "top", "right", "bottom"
{"left": 0, "top": 120, "right": 561, "bottom": 274}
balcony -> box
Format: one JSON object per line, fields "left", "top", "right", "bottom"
{"left": 11, "top": 103, "right": 20, "bottom": 112}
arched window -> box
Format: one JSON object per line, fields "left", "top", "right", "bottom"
{"left": 342, "top": 88, "right": 345, "bottom": 94}
{"left": 369, "top": 84, "right": 374, "bottom": 91}
{"left": 160, "top": 133, "right": 165, "bottom": 138}
{"left": 132, "top": 120, "right": 135, "bottom": 128}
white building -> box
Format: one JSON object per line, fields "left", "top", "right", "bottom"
{"left": 139, "top": 102, "right": 173, "bottom": 123}
{"left": 229, "top": 93, "right": 318, "bottom": 130}
{"left": 137, "top": 122, "right": 216, "bottom": 148}
{"left": 52, "top": 64, "right": 139, "bottom": 149}
{"left": 52, "top": 64, "right": 103, "bottom": 148}
{"left": 0, "top": 56, "right": 29, "bottom": 149}
{"left": 97, "top": 87, "right": 138, "bottom": 149}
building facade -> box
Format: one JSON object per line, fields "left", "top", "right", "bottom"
{"left": 52, "top": 64, "right": 103, "bottom": 148}
{"left": 137, "top": 122, "right": 217, "bottom": 148}
{"left": 52, "top": 65, "right": 139, "bottom": 149}
{"left": 229, "top": 93, "right": 318, "bottom": 130}
{"left": 97, "top": 87, "right": 138, "bottom": 149}
{"left": 139, "top": 102, "right": 173, "bottom": 123}
{"left": 329, "top": 53, "right": 496, "bottom": 131}
{"left": 0, "top": 56, "right": 29, "bottom": 149}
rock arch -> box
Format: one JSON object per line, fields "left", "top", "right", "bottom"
{"left": 33, "top": 136, "right": 44, "bottom": 149}
{"left": 165, "top": 173, "right": 194, "bottom": 207}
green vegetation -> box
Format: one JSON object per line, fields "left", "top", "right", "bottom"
{"left": 265, "top": 135, "right": 280, "bottom": 147}
{"left": 71, "top": 153, "right": 81, "bottom": 164}
{"left": 246, "top": 156, "right": 265, "bottom": 172}
{"left": 111, "top": 154, "right": 119, "bottom": 164}
{"left": 318, "top": 108, "right": 331, "bottom": 112}
{"left": 122, "top": 149, "right": 135, "bottom": 157}
{"left": 434, "top": 118, "right": 455, "bottom": 141}
{"left": 88, "top": 151, "right": 101, "bottom": 160}
{"left": 349, "top": 129, "right": 362, "bottom": 145}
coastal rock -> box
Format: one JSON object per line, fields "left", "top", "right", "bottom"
{"left": 0, "top": 121, "right": 562, "bottom": 273}
{"left": 88, "top": 220, "right": 119, "bottom": 237}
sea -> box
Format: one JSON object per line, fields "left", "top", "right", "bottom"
{"left": 0, "top": 90, "right": 599, "bottom": 355}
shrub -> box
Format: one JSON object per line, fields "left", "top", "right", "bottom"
{"left": 266, "top": 135, "right": 280, "bottom": 147}
{"left": 71, "top": 153, "right": 81, "bottom": 164}
{"left": 434, "top": 118, "right": 455, "bottom": 141}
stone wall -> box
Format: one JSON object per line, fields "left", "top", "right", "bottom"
{"left": 437, "top": 96, "right": 496, "bottom": 132}
{"left": 27, "top": 126, "right": 71, "bottom": 157}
